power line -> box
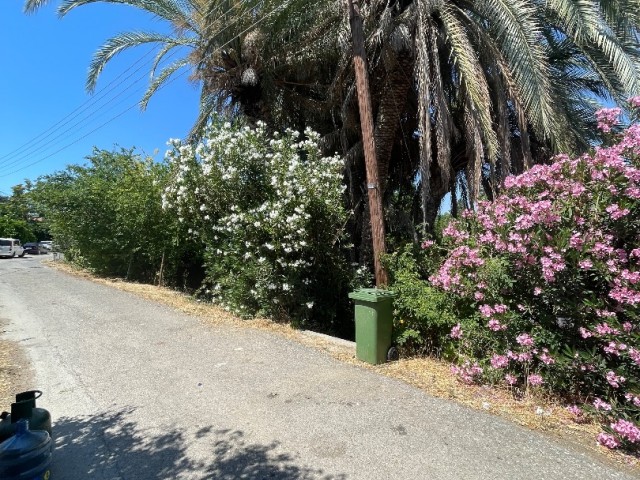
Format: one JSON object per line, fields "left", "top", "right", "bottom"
{"left": 0, "top": 46, "right": 157, "bottom": 163}
{"left": 0, "top": 0, "right": 295, "bottom": 179}
{"left": 0, "top": 57, "right": 164, "bottom": 170}
{"left": 0, "top": 0, "right": 246, "bottom": 168}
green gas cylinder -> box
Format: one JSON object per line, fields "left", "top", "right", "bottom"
{"left": 0, "top": 391, "right": 52, "bottom": 443}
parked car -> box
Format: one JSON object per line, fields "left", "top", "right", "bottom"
{"left": 39, "top": 241, "right": 53, "bottom": 250}
{"left": 24, "top": 242, "right": 49, "bottom": 255}
{"left": 0, "top": 238, "right": 25, "bottom": 258}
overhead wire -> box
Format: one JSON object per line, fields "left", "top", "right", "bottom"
{"left": 0, "top": 53, "right": 173, "bottom": 171}
{"left": 0, "top": 46, "right": 157, "bottom": 164}
{"left": 0, "top": 0, "right": 240, "bottom": 168}
{"left": 0, "top": 0, "right": 259, "bottom": 175}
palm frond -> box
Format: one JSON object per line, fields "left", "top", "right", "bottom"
{"left": 463, "top": 17, "right": 532, "bottom": 168}
{"left": 58, "top": 0, "right": 197, "bottom": 32}
{"left": 546, "top": 0, "right": 640, "bottom": 95}
{"left": 471, "top": 0, "right": 558, "bottom": 149}
{"left": 544, "top": 0, "right": 601, "bottom": 43}
{"left": 599, "top": 0, "right": 640, "bottom": 38}
{"left": 150, "top": 38, "right": 195, "bottom": 78}
{"left": 140, "top": 57, "right": 191, "bottom": 110}
{"left": 416, "top": 0, "right": 433, "bottom": 232}
{"left": 429, "top": 21, "right": 453, "bottom": 188}
{"left": 86, "top": 31, "right": 193, "bottom": 92}
{"left": 23, "top": 0, "right": 52, "bottom": 14}
{"left": 441, "top": 5, "right": 498, "bottom": 161}
{"left": 463, "top": 100, "right": 484, "bottom": 207}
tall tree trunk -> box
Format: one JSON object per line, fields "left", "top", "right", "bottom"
{"left": 347, "top": 0, "right": 389, "bottom": 287}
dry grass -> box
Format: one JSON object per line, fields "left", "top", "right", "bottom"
{"left": 0, "top": 319, "right": 34, "bottom": 409}
{"left": 33, "top": 261, "right": 640, "bottom": 472}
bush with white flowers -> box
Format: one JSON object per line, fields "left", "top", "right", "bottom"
{"left": 162, "top": 120, "right": 352, "bottom": 326}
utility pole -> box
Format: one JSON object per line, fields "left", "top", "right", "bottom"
{"left": 346, "top": 0, "right": 388, "bottom": 287}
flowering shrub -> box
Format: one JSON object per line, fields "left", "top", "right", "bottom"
{"left": 162, "top": 121, "right": 353, "bottom": 329}
{"left": 428, "top": 103, "right": 640, "bottom": 451}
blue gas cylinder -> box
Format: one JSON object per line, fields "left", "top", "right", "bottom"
{"left": 0, "top": 419, "right": 52, "bottom": 480}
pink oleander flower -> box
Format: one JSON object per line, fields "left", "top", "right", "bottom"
{"left": 421, "top": 240, "right": 434, "bottom": 249}
{"left": 579, "top": 327, "right": 592, "bottom": 339}
{"left": 610, "top": 419, "right": 640, "bottom": 443}
{"left": 594, "top": 323, "right": 618, "bottom": 335}
{"left": 609, "top": 285, "right": 640, "bottom": 305}
{"left": 629, "top": 96, "right": 640, "bottom": 108}
{"left": 623, "top": 322, "right": 633, "bottom": 332}
{"left": 505, "top": 374, "right": 518, "bottom": 385}
{"left": 539, "top": 349, "right": 555, "bottom": 365}
{"left": 516, "top": 333, "right": 534, "bottom": 347}
{"left": 606, "top": 371, "right": 625, "bottom": 388}
{"left": 490, "top": 354, "right": 509, "bottom": 369}
{"left": 533, "top": 287, "right": 542, "bottom": 296}
{"left": 628, "top": 348, "right": 640, "bottom": 365}
{"left": 474, "top": 291, "right": 484, "bottom": 301}
{"left": 566, "top": 405, "right": 582, "bottom": 417}
{"left": 493, "top": 304, "right": 508, "bottom": 314}
{"left": 593, "top": 398, "right": 612, "bottom": 411}
{"left": 625, "top": 393, "right": 640, "bottom": 407}
{"left": 604, "top": 341, "right": 622, "bottom": 356}
{"left": 606, "top": 203, "right": 630, "bottom": 220}
{"left": 528, "top": 374, "right": 544, "bottom": 386}
{"left": 597, "top": 432, "right": 621, "bottom": 449}
{"left": 450, "top": 323, "right": 463, "bottom": 339}
{"left": 578, "top": 259, "right": 593, "bottom": 269}
{"left": 488, "top": 319, "right": 506, "bottom": 331}
{"left": 451, "top": 361, "right": 483, "bottom": 384}
{"left": 621, "top": 270, "right": 640, "bottom": 284}
{"left": 595, "top": 107, "right": 622, "bottom": 133}
{"left": 479, "top": 304, "right": 493, "bottom": 317}
{"left": 517, "top": 352, "right": 533, "bottom": 362}
{"left": 442, "top": 222, "right": 470, "bottom": 243}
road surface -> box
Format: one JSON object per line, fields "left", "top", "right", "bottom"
{"left": 0, "top": 255, "right": 636, "bottom": 479}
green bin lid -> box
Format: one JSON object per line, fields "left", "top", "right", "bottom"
{"left": 348, "top": 288, "right": 395, "bottom": 302}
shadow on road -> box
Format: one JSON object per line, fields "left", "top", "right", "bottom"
{"left": 52, "top": 407, "right": 347, "bottom": 479}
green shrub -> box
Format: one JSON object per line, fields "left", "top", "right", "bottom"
{"left": 386, "top": 245, "right": 458, "bottom": 356}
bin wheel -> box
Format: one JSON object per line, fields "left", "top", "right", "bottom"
{"left": 386, "top": 346, "right": 399, "bottom": 362}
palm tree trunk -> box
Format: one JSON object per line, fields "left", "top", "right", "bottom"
{"left": 374, "top": 53, "right": 414, "bottom": 194}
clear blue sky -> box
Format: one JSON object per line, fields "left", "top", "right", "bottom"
{"left": 0, "top": 1, "right": 201, "bottom": 195}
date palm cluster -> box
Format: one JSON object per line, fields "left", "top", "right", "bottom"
{"left": 24, "top": 0, "right": 640, "bottom": 237}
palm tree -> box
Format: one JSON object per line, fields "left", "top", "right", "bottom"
{"left": 191, "top": 0, "right": 640, "bottom": 230}
{"left": 355, "top": 0, "right": 640, "bottom": 220}
{"left": 25, "top": 0, "right": 640, "bottom": 237}
{"left": 24, "top": 0, "right": 338, "bottom": 138}
{"left": 23, "top": 0, "right": 313, "bottom": 138}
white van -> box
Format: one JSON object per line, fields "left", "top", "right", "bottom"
{"left": 0, "top": 238, "right": 25, "bottom": 258}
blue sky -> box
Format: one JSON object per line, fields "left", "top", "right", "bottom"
{"left": 0, "top": 1, "right": 201, "bottom": 195}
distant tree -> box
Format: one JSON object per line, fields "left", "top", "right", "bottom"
{"left": 0, "top": 183, "right": 47, "bottom": 241}
{"left": 29, "top": 147, "right": 195, "bottom": 283}
{"left": 0, "top": 217, "right": 36, "bottom": 242}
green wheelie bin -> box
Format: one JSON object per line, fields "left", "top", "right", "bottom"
{"left": 348, "top": 288, "right": 396, "bottom": 365}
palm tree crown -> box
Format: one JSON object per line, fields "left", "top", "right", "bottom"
{"left": 24, "top": 0, "right": 640, "bottom": 226}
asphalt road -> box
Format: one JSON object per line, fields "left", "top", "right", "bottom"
{"left": 0, "top": 255, "right": 637, "bottom": 479}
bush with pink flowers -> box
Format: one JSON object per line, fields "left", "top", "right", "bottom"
{"left": 423, "top": 101, "right": 640, "bottom": 451}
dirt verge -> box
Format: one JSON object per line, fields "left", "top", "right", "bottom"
{"left": 0, "top": 318, "right": 34, "bottom": 408}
